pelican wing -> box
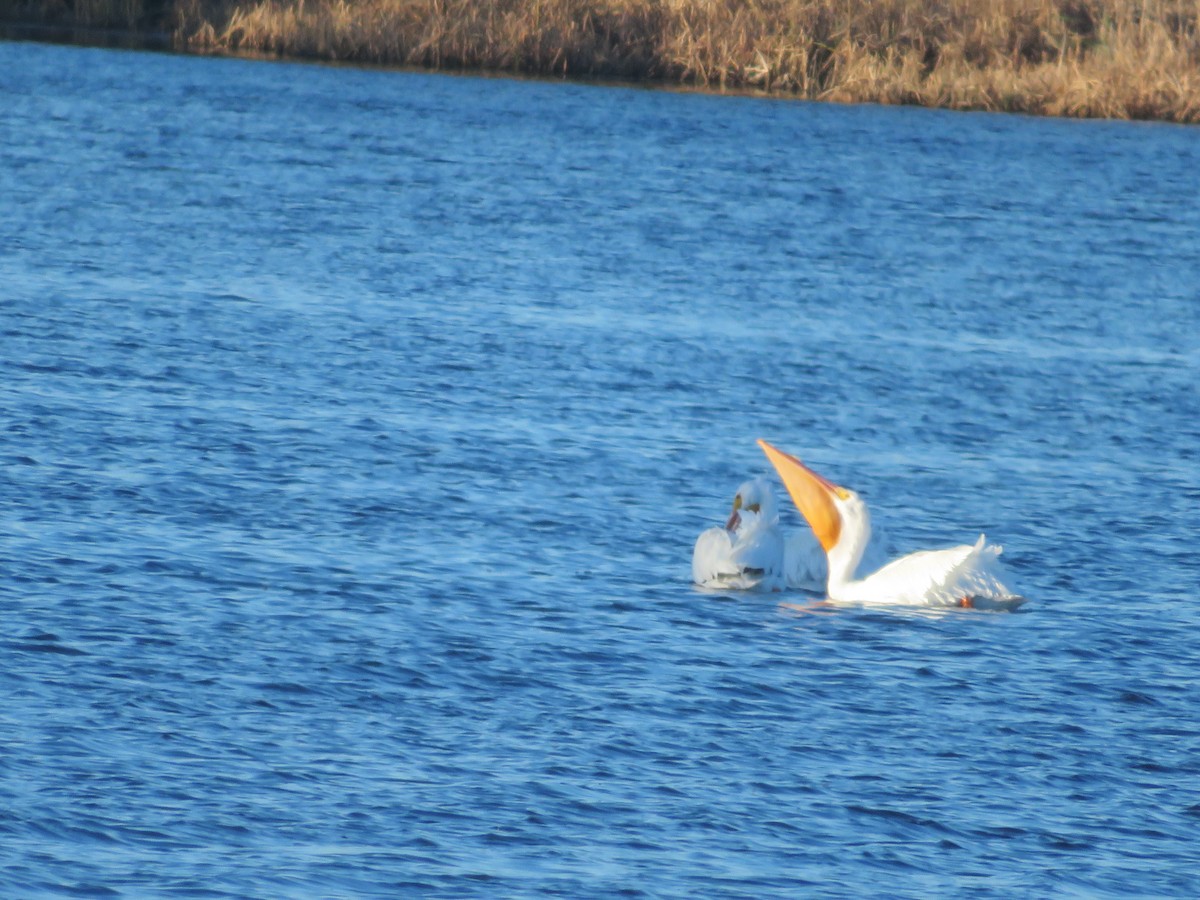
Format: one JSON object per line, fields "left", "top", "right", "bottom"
{"left": 693, "top": 513, "right": 785, "bottom": 591}
{"left": 693, "top": 526, "right": 737, "bottom": 586}
{"left": 856, "top": 535, "right": 1021, "bottom": 607}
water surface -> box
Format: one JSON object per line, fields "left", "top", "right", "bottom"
{"left": 3, "top": 40, "right": 1199, "bottom": 898}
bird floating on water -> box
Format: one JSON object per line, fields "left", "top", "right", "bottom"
{"left": 692, "top": 477, "right": 785, "bottom": 591}
{"left": 757, "top": 439, "right": 1025, "bottom": 610}
{"left": 692, "top": 475, "right": 887, "bottom": 593}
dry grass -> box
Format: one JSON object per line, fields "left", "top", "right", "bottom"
{"left": 6, "top": 0, "right": 1199, "bottom": 121}
{"left": 181, "top": 0, "right": 667, "bottom": 76}
{"left": 175, "top": 0, "right": 1200, "bottom": 121}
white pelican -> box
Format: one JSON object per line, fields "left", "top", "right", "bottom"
{"left": 693, "top": 477, "right": 890, "bottom": 592}
{"left": 693, "top": 477, "right": 786, "bottom": 591}
{"left": 758, "top": 439, "right": 1025, "bottom": 610}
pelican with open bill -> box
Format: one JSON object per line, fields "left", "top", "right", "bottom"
{"left": 757, "top": 439, "right": 1025, "bottom": 609}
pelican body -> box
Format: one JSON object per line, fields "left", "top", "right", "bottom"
{"left": 758, "top": 440, "right": 1025, "bottom": 609}
{"left": 692, "top": 477, "right": 786, "bottom": 591}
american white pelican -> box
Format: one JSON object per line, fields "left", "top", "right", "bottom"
{"left": 758, "top": 439, "right": 1025, "bottom": 610}
{"left": 693, "top": 477, "right": 786, "bottom": 591}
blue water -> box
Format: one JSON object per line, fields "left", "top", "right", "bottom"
{"left": 3, "top": 39, "right": 1200, "bottom": 897}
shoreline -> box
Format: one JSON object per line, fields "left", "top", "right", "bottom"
{"left": 3, "top": 0, "right": 1198, "bottom": 124}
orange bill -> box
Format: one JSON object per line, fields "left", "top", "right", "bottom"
{"left": 757, "top": 439, "right": 844, "bottom": 552}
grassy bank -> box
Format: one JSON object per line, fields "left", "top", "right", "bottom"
{"left": 5, "top": 0, "right": 1200, "bottom": 122}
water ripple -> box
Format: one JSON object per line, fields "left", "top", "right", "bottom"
{"left": 2, "top": 38, "right": 1199, "bottom": 900}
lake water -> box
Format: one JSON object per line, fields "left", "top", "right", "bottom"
{"left": 3, "top": 39, "right": 1199, "bottom": 898}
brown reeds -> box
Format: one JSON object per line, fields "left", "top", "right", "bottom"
{"left": 5, "top": 0, "right": 1199, "bottom": 121}
{"left": 177, "top": 0, "right": 1200, "bottom": 121}
{"left": 182, "top": 0, "right": 667, "bottom": 76}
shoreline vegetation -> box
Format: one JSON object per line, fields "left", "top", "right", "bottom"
{"left": 4, "top": 0, "right": 1199, "bottom": 122}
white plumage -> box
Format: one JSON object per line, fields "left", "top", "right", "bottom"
{"left": 692, "top": 476, "right": 889, "bottom": 593}
{"left": 692, "top": 477, "right": 786, "bottom": 591}
{"left": 759, "top": 439, "right": 1025, "bottom": 610}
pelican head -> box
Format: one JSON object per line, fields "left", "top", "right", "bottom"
{"left": 725, "top": 476, "right": 778, "bottom": 531}
{"left": 757, "top": 440, "right": 872, "bottom": 578}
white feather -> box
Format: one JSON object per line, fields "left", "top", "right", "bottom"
{"left": 692, "top": 479, "right": 785, "bottom": 591}
{"left": 783, "top": 523, "right": 892, "bottom": 593}
{"left": 827, "top": 493, "right": 1024, "bottom": 608}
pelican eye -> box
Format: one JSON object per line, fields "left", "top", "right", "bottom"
{"left": 746, "top": 503, "right": 761, "bottom": 513}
